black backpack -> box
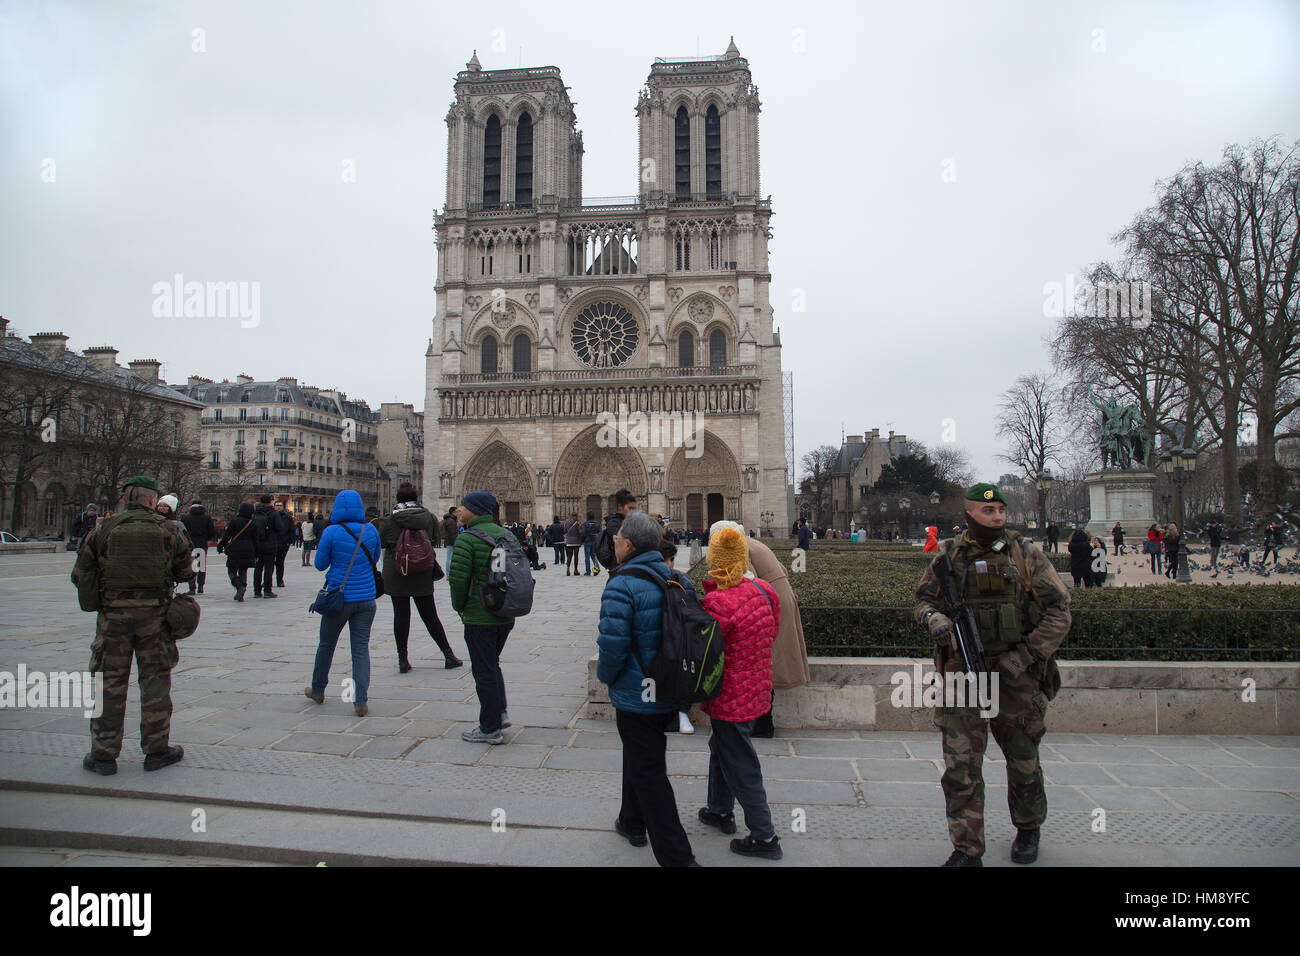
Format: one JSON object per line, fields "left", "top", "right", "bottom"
{"left": 617, "top": 566, "right": 724, "bottom": 707}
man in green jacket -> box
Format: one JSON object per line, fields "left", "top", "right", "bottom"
{"left": 449, "top": 489, "right": 513, "bottom": 744}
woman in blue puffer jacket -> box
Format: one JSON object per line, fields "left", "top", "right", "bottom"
{"left": 306, "top": 489, "right": 381, "bottom": 716}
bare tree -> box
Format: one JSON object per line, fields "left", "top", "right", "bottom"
{"left": 996, "top": 373, "right": 1066, "bottom": 484}
{"left": 1121, "top": 138, "right": 1300, "bottom": 526}
{"left": 798, "top": 444, "right": 839, "bottom": 528}
{"left": 912, "top": 441, "right": 974, "bottom": 487}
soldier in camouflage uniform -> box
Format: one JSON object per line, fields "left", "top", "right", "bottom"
{"left": 72, "top": 476, "right": 195, "bottom": 776}
{"left": 914, "top": 483, "right": 1071, "bottom": 866}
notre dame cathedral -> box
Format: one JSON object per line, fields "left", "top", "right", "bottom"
{"left": 423, "top": 39, "right": 789, "bottom": 532}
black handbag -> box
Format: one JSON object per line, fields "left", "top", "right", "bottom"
{"left": 310, "top": 531, "right": 364, "bottom": 615}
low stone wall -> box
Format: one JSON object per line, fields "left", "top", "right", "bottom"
{"left": 585, "top": 656, "right": 1299, "bottom": 734}
{"left": 0, "top": 542, "right": 60, "bottom": 554}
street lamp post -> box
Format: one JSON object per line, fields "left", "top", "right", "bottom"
{"left": 1036, "top": 469, "right": 1053, "bottom": 543}
{"left": 761, "top": 510, "right": 774, "bottom": 537}
{"left": 1160, "top": 447, "right": 1198, "bottom": 583}
{"left": 899, "top": 498, "right": 911, "bottom": 540}
{"left": 879, "top": 501, "right": 888, "bottom": 539}
{"left": 929, "top": 490, "right": 940, "bottom": 529}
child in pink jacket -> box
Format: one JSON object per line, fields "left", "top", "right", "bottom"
{"left": 697, "top": 527, "right": 783, "bottom": 860}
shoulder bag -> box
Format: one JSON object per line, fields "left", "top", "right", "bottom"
{"left": 309, "top": 528, "right": 365, "bottom": 615}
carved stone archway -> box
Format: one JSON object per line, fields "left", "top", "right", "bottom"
{"left": 665, "top": 432, "right": 743, "bottom": 530}
{"left": 553, "top": 424, "right": 647, "bottom": 521}
{"left": 461, "top": 439, "right": 535, "bottom": 523}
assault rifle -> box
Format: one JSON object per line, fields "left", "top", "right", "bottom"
{"left": 933, "top": 551, "right": 990, "bottom": 678}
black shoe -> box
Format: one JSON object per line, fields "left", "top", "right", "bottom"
{"left": 277, "top": 581, "right": 285, "bottom": 588}
{"left": 82, "top": 753, "right": 117, "bottom": 776}
{"left": 941, "top": 849, "right": 983, "bottom": 867}
{"left": 1011, "top": 828, "right": 1039, "bottom": 864}
{"left": 445, "top": 657, "right": 463, "bottom": 669}
{"left": 264, "top": 591, "right": 278, "bottom": 599}
{"left": 197, "top": 587, "right": 203, "bottom": 594}
{"left": 253, "top": 591, "right": 263, "bottom": 598}
{"left": 698, "top": 807, "right": 737, "bottom": 834}
{"left": 399, "top": 659, "right": 412, "bottom": 674}
{"left": 730, "top": 835, "right": 782, "bottom": 860}
{"left": 235, "top": 588, "right": 246, "bottom": 602}
{"left": 143, "top": 745, "right": 184, "bottom": 772}
{"left": 614, "top": 817, "right": 648, "bottom": 847}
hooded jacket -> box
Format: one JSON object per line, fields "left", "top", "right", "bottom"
{"left": 181, "top": 505, "right": 217, "bottom": 550}
{"left": 377, "top": 503, "right": 440, "bottom": 598}
{"left": 596, "top": 549, "right": 690, "bottom": 715}
{"left": 313, "top": 490, "right": 380, "bottom": 602}
{"left": 700, "top": 575, "right": 779, "bottom": 723}
{"left": 448, "top": 512, "right": 511, "bottom": 626}
{"left": 218, "top": 502, "right": 261, "bottom": 567}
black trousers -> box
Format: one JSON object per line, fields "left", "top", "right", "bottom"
{"left": 391, "top": 593, "right": 456, "bottom": 663}
{"left": 615, "top": 709, "right": 695, "bottom": 867}
{"left": 254, "top": 554, "right": 275, "bottom": 593}
{"left": 227, "top": 564, "right": 249, "bottom": 590}
{"left": 274, "top": 546, "right": 290, "bottom": 585}
{"left": 566, "top": 545, "right": 580, "bottom": 572}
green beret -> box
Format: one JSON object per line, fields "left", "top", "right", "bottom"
{"left": 122, "top": 476, "right": 158, "bottom": 492}
{"left": 965, "top": 482, "right": 1006, "bottom": 506}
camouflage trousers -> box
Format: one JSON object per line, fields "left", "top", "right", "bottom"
{"left": 88, "top": 606, "right": 179, "bottom": 760}
{"left": 934, "top": 652, "right": 1047, "bottom": 858}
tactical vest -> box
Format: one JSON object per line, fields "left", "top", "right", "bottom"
{"left": 98, "top": 509, "right": 173, "bottom": 598}
{"left": 946, "top": 532, "right": 1042, "bottom": 655}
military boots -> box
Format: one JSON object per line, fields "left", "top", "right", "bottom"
{"left": 1011, "top": 828, "right": 1040, "bottom": 863}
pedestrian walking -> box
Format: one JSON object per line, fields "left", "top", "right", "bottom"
{"left": 1145, "top": 524, "right": 1163, "bottom": 575}
{"left": 1112, "top": 522, "right": 1124, "bottom": 556}
{"left": 581, "top": 511, "right": 602, "bottom": 575}
{"left": 306, "top": 489, "right": 380, "bottom": 717}
{"left": 1163, "top": 522, "right": 1181, "bottom": 579}
{"left": 216, "top": 502, "right": 262, "bottom": 601}
{"left": 251, "top": 495, "right": 278, "bottom": 598}
{"left": 180, "top": 501, "right": 217, "bottom": 595}
{"left": 449, "top": 490, "right": 515, "bottom": 744}
{"left": 697, "top": 526, "right": 783, "bottom": 860}
{"left": 597, "top": 510, "right": 698, "bottom": 867}
{"left": 548, "top": 516, "right": 565, "bottom": 566}
{"left": 595, "top": 489, "right": 636, "bottom": 571}
{"left": 441, "top": 508, "right": 459, "bottom": 568}
{"left": 270, "top": 499, "right": 295, "bottom": 589}
{"left": 1207, "top": 521, "right": 1222, "bottom": 576}
{"left": 72, "top": 476, "right": 193, "bottom": 775}
{"left": 1068, "top": 527, "right": 1093, "bottom": 587}
{"left": 377, "top": 482, "right": 462, "bottom": 672}
{"left": 301, "top": 512, "right": 317, "bottom": 566}
{"left": 564, "top": 511, "right": 582, "bottom": 576}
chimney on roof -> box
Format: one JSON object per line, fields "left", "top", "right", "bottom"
{"left": 83, "top": 346, "right": 119, "bottom": 373}
{"left": 847, "top": 435, "right": 863, "bottom": 444}
{"left": 236, "top": 373, "right": 254, "bottom": 384}
{"left": 129, "top": 359, "right": 162, "bottom": 384}
{"left": 29, "top": 332, "right": 69, "bottom": 360}
{"left": 187, "top": 375, "right": 212, "bottom": 387}
{"left": 0, "top": 316, "right": 7, "bottom": 337}
{"left": 277, "top": 377, "right": 298, "bottom": 387}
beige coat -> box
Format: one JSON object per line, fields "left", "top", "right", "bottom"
{"left": 745, "top": 537, "right": 811, "bottom": 689}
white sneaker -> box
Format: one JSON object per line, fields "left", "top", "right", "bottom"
{"left": 678, "top": 712, "right": 695, "bottom": 735}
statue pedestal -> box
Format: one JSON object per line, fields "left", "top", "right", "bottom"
{"left": 1085, "top": 470, "right": 1157, "bottom": 541}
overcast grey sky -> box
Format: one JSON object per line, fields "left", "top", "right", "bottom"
{"left": 3, "top": 0, "right": 1298, "bottom": 483}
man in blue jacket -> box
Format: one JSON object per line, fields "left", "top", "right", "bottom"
{"left": 597, "top": 510, "right": 698, "bottom": 867}
{"left": 797, "top": 518, "right": 812, "bottom": 552}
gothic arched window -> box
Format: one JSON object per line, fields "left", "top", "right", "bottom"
{"left": 678, "top": 331, "right": 694, "bottom": 368}
{"left": 483, "top": 114, "right": 501, "bottom": 207}
{"left": 709, "top": 329, "right": 726, "bottom": 367}
{"left": 674, "top": 107, "right": 690, "bottom": 200}
{"left": 515, "top": 112, "right": 533, "bottom": 206}
{"left": 482, "top": 336, "right": 498, "bottom": 376}
{"left": 705, "top": 104, "right": 722, "bottom": 199}
{"left": 512, "top": 335, "right": 532, "bottom": 376}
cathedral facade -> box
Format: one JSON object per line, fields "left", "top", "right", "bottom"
{"left": 424, "top": 40, "right": 788, "bottom": 532}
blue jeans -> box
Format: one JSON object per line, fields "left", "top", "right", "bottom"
{"left": 311, "top": 600, "right": 376, "bottom": 706}
{"left": 583, "top": 541, "right": 596, "bottom": 572}
{"left": 464, "top": 622, "right": 512, "bottom": 732}
{"left": 707, "top": 717, "right": 775, "bottom": 841}
{"left": 445, "top": 545, "right": 454, "bottom": 568}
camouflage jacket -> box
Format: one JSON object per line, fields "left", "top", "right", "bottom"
{"left": 72, "top": 504, "right": 195, "bottom": 607}
{"left": 913, "top": 529, "right": 1071, "bottom": 677}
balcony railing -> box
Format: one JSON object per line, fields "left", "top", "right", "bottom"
{"left": 443, "top": 364, "right": 757, "bottom": 386}
{"left": 234, "top": 439, "right": 245, "bottom": 446}
{"left": 274, "top": 438, "right": 298, "bottom": 447}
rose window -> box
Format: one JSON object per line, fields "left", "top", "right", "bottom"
{"left": 571, "top": 301, "right": 638, "bottom": 368}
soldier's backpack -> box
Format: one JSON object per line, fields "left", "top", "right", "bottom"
{"left": 617, "top": 566, "right": 725, "bottom": 706}
{"left": 394, "top": 526, "right": 435, "bottom": 575}
{"left": 463, "top": 527, "right": 534, "bottom": 617}
{"left": 99, "top": 510, "right": 173, "bottom": 594}
{"left": 165, "top": 593, "right": 201, "bottom": 639}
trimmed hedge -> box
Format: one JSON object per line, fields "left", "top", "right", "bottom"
{"left": 688, "top": 540, "right": 1300, "bottom": 661}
